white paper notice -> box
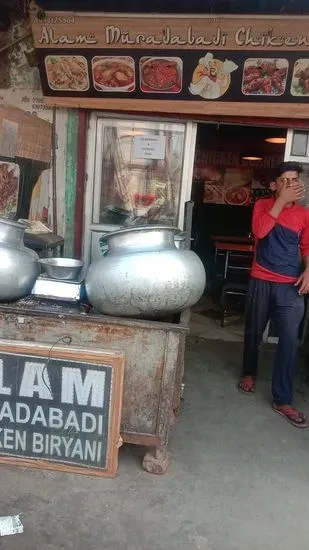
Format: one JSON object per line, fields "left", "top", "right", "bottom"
{"left": 0, "top": 514, "right": 24, "bottom": 536}
{"left": 133, "top": 135, "right": 166, "bottom": 160}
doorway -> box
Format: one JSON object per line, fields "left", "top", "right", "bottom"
{"left": 190, "top": 122, "right": 290, "bottom": 341}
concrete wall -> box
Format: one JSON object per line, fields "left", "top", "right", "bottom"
{"left": 0, "top": 16, "right": 68, "bottom": 238}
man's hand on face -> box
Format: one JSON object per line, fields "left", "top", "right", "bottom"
{"left": 296, "top": 268, "right": 309, "bottom": 295}
{"left": 277, "top": 180, "right": 305, "bottom": 206}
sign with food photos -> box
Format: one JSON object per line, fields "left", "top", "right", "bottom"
{"left": 29, "top": 7, "right": 309, "bottom": 118}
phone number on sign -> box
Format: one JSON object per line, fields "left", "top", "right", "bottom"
{"left": 33, "top": 16, "right": 75, "bottom": 24}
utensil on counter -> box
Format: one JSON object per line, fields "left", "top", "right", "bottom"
{"left": 39, "top": 258, "right": 83, "bottom": 281}
{"left": 0, "top": 218, "right": 39, "bottom": 301}
{"left": 86, "top": 225, "right": 206, "bottom": 318}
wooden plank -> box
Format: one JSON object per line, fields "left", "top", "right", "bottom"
{"left": 0, "top": 305, "right": 187, "bottom": 444}
{"left": 44, "top": 97, "right": 309, "bottom": 120}
{"left": 0, "top": 340, "right": 124, "bottom": 478}
{"left": 0, "top": 104, "right": 52, "bottom": 163}
{"left": 74, "top": 110, "right": 88, "bottom": 259}
{"left": 122, "top": 433, "right": 161, "bottom": 447}
{"left": 64, "top": 110, "right": 78, "bottom": 257}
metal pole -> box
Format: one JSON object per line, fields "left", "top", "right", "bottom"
{"left": 51, "top": 107, "right": 57, "bottom": 235}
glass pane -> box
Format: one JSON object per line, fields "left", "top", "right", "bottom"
{"left": 291, "top": 131, "right": 309, "bottom": 157}
{"left": 300, "top": 164, "right": 309, "bottom": 207}
{"left": 95, "top": 120, "right": 185, "bottom": 227}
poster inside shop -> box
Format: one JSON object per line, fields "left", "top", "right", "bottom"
{"left": 194, "top": 151, "right": 282, "bottom": 206}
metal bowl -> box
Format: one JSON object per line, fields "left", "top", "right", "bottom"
{"left": 39, "top": 258, "right": 83, "bottom": 281}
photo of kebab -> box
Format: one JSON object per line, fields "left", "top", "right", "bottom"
{"left": 0, "top": 162, "right": 19, "bottom": 215}
{"left": 291, "top": 59, "right": 309, "bottom": 96}
{"left": 242, "top": 58, "right": 288, "bottom": 96}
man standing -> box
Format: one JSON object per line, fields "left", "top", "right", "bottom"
{"left": 239, "top": 162, "right": 309, "bottom": 428}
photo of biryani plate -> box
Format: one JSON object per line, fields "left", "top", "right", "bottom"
{"left": 140, "top": 57, "right": 182, "bottom": 93}
{"left": 92, "top": 56, "right": 135, "bottom": 92}
{"left": 45, "top": 55, "right": 89, "bottom": 91}
{"left": 203, "top": 184, "right": 225, "bottom": 204}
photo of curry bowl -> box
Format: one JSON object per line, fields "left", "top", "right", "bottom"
{"left": 45, "top": 55, "right": 89, "bottom": 91}
{"left": 224, "top": 186, "right": 250, "bottom": 206}
{"left": 140, "top": 57, "right": 182, "bottom": 93}
{"left": 92, "top": 56, "right": 135, "bottom": 92}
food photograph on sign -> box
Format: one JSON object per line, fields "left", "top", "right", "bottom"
{"left": 139, "top": 57, "right": 183, "bottom": 94}
{"left": 291, "top": 59, "right": 309, "bottom": 96}
{"left": 0, "top": 162, "right": 20, "bottom": 216}
{"left": 189, "top": 53, "right": 238, "bottom": 100}
{"left": 45, "top": 55, "right": 89, "bottom": 91}
{"left": 242, "top": 58, "right": 289, "bottom": 96}
{"left": 92, "top": 56, "right": 136, "bottom": 92}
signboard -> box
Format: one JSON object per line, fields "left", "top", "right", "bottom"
{"left": 0, "top": 340, "right": 124, "bottom": 477}
{"left": 29, "top": 9, "right": 309, "bottom": 118}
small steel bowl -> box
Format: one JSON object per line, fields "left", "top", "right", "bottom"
{"left": 39, "top": 258, "right": 83, "bottom": 281}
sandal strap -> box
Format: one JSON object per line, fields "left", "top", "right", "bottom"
{"left": 239, "top": 377, "right": 255, "bottom": 392}
{"left": 275, "top": 405, "right": 304, "bottom": 423}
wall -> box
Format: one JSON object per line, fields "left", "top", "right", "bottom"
{"left": 0, "top": 15, "right": 68, "bottom": 238}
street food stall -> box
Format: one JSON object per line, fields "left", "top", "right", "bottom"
{"left": 1, "top": 5, "right": 309, "bottom": 478}
{"left": 0, "top": 84, "right": 205, "bottom": 480}
{"left": 0, "top": 298, "right": 189, "bottom": 475}
{"left": 0, "top": 216, "right": 204, "bottom": 476}
{"left": 0, "top": 102, "right": 205, "bottom": 478}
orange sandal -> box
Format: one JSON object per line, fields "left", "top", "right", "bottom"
{"left": 238, "top": 376, "right": 255, "bottom": 394}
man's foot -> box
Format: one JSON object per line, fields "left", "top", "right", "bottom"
{"left": 272, "top": 404, "right": 308, "bottom": 428}
{"left": 238, "top": 376, "right": 255, "bottom": 394}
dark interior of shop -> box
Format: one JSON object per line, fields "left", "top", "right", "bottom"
{"left": 33, "top": 0, "right": 309, "bottom": 14}
{"left": 191, "top": 123, "right": 286, "bottom": 315}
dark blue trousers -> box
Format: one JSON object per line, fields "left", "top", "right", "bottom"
{"left": 242, "top": 278, "right": 305, "bottom": 405}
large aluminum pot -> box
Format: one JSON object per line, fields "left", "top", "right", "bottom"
{"left": 85, "top": 226, "right": 206, "bottom": 318}
{"left": 0, "top": 218, "right": 39, "bottom": 301}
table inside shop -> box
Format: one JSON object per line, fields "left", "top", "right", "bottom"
{"left": 0, "top": 296, "right": 189, "bottom": 475}
{"left": 211, "top": 235, "right": 254, "bottom": 245}
{"left": 214, "top": 241, "right": 255, "bottom": 279}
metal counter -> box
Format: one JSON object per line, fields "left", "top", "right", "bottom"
{"left": 0, "top": 297, "right": 189, "bottom": 474}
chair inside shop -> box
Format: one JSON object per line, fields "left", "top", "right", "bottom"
{"left": 217, "top": 248, "right": 254, "bottom": 327}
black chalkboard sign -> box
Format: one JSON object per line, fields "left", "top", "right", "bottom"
{"left": 0, "top": 340, "right": 124, "bottom": 477}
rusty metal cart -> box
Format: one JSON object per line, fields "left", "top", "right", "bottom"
{"left": 0, "top": 298, "right": 189, "bottom": 474}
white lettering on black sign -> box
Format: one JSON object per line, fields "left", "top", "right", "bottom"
{"left": 0, "top": 354, "right": 112, "bottom": 470}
